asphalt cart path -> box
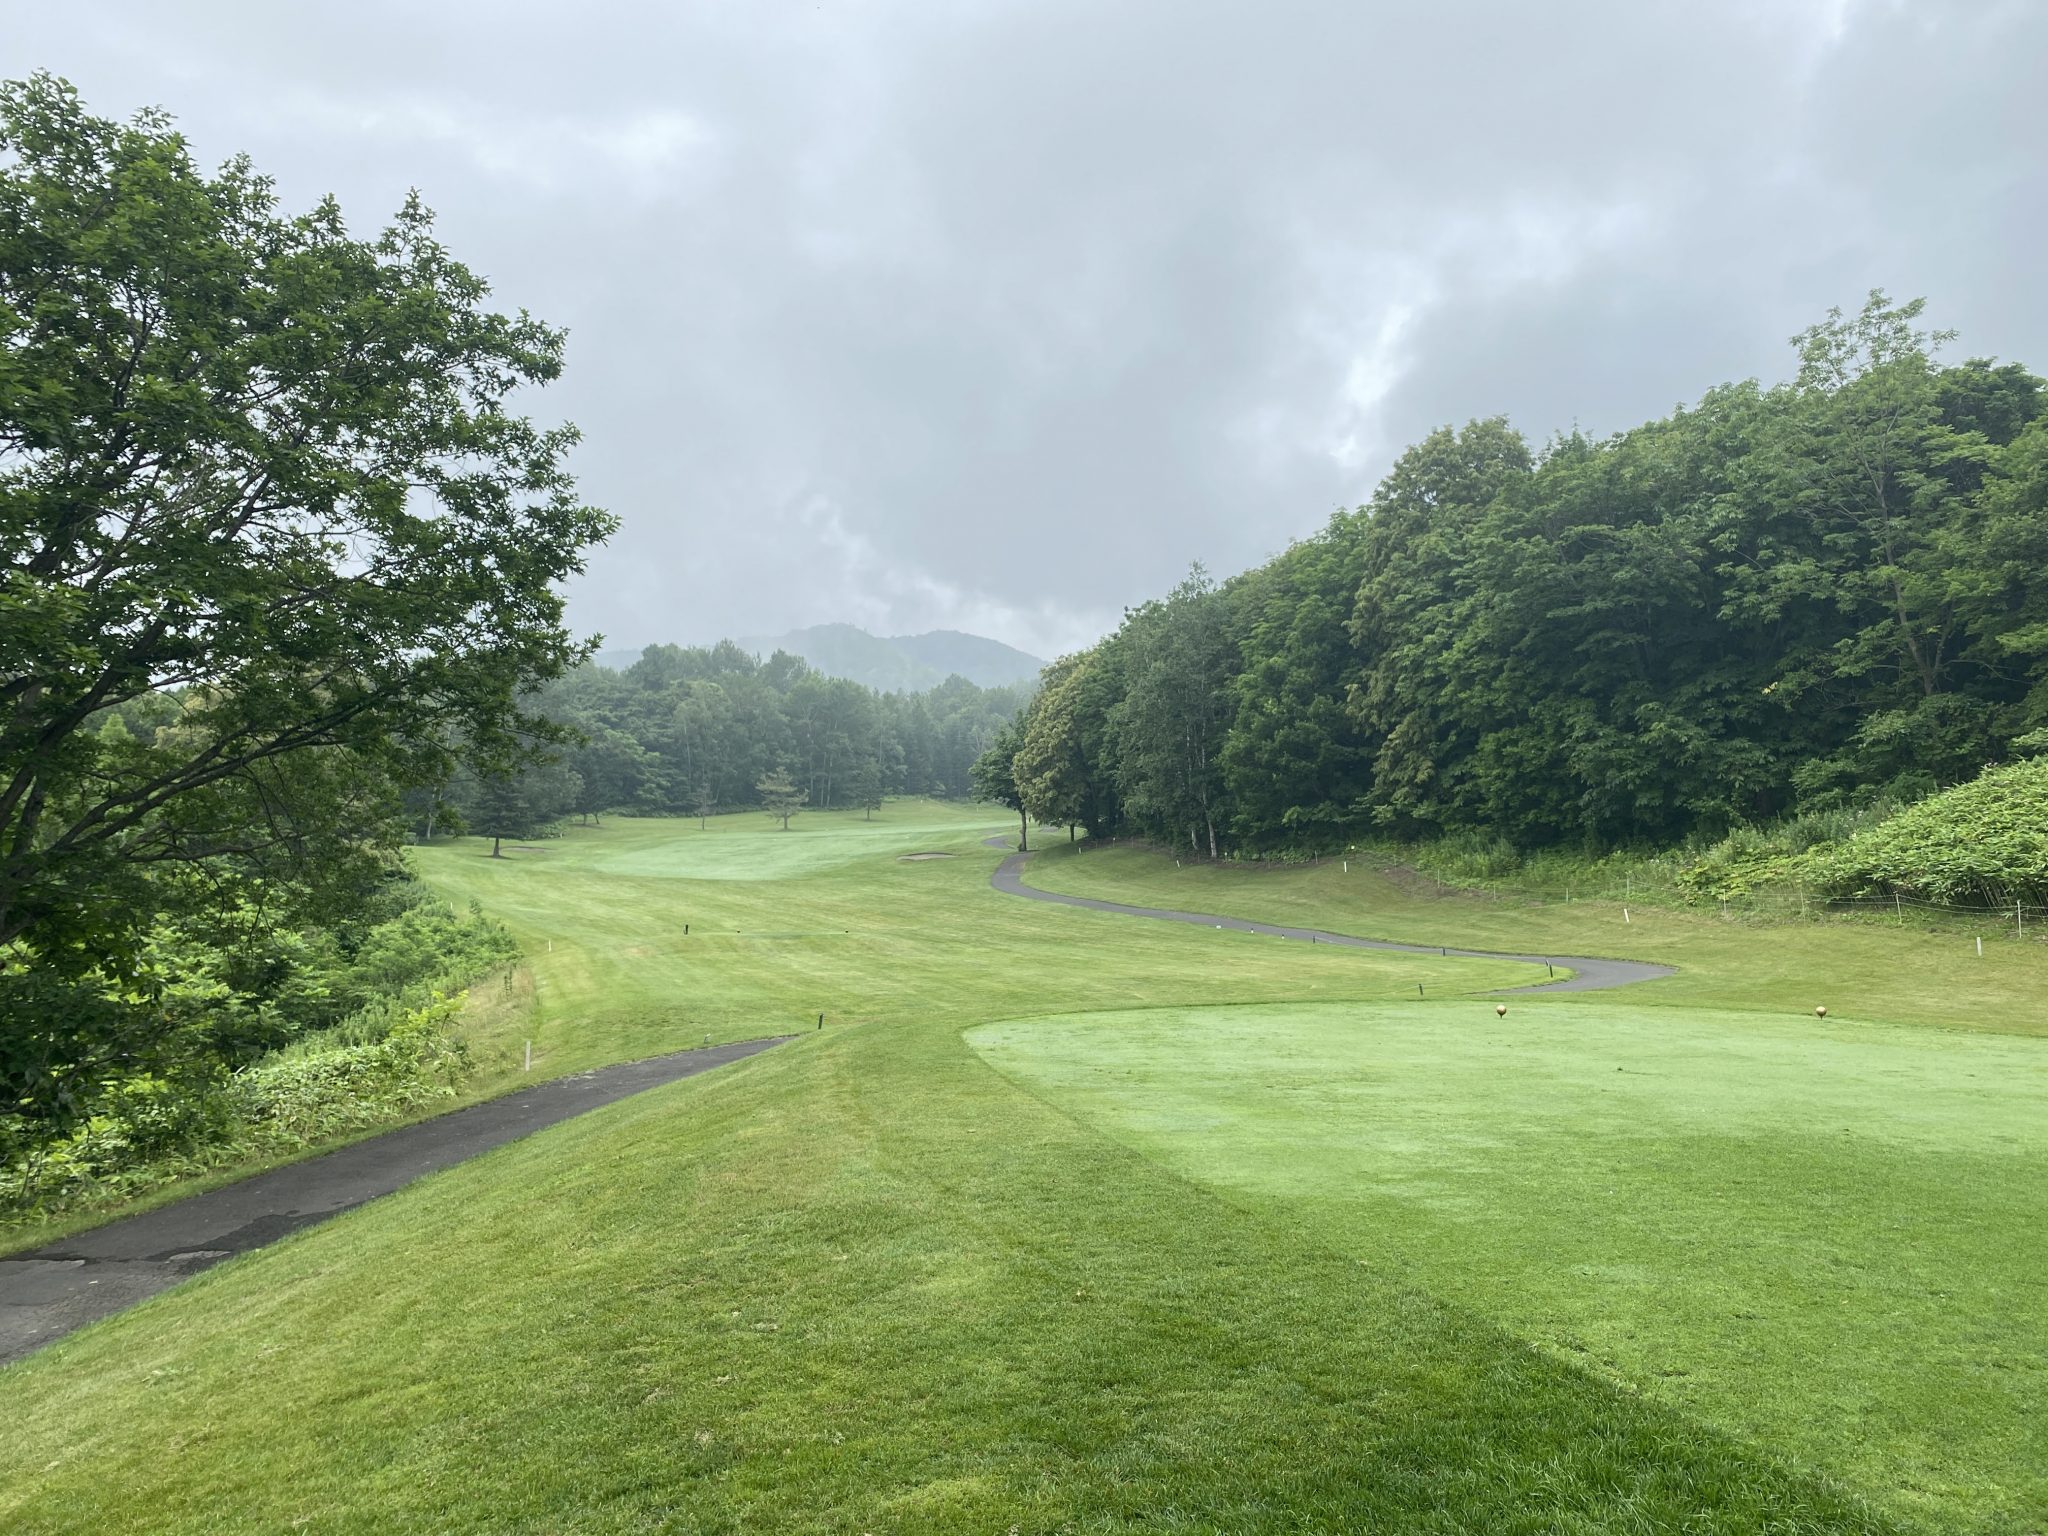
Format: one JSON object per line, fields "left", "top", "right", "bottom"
{"left": 0, "top": 1035, "right": 790, "bottom": 1366}
{"left": 986, "top": 838, "right": 1673, "bottom": 994}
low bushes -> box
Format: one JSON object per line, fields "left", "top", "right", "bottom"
{"left": 5, "top": 993, "right": 475, "bottom": 1221}
{"left": 2, "top": 885, "right": 519, "bottom": 1225}
{"left": 1802, "top": 757, "right": 2048, "bottom": 907}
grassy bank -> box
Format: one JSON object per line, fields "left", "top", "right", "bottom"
{"left": 1028, "top": 839, "right": 2048, "bottom": 1037}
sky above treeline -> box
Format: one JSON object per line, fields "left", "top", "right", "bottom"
{"left": 19, "top": 2, "right": 2048, "bottom": 659}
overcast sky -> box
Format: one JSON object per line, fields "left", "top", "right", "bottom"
{"left": 16, "top": 2, "right": 2048, "bottom": 659}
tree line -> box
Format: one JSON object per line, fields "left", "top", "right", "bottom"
{"left": 424, "top": 643, "right": 1033, "bottom": 849}
{"left": 978, "top": 294, "right": 2048, "bottom": 856}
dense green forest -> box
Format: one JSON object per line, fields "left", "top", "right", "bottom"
{"left": 427, "top": 642, "right": 1030, "bottom": 849}
{"left": 980, "top": 295, "right": 2048, "bottom": 872}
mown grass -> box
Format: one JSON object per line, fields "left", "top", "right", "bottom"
{"left": 0, "top": 805, "right": 2033, "bottom": 1532}
{"left": 969, "top": 1000, "right": 2048, "bottom": 1533}
{"left": 1027, "top": 840, "right": 2048, "bottom": 1037}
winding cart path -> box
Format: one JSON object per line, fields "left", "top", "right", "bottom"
{"left": 987, "top": 839, "right": 1674, "bottom": 994}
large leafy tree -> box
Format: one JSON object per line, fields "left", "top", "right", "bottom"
{"left": 1013, "top": 654, "right": 1093, "bottom": 839}
{"left": 1110, "top": 567, "right": 1235, "bottom": 858}
{"left": 0, "top": 75, "right": 615, "bottom": 972}
{"left": 1219, "top": 512, "right": 1373, "bottom": 849}
{"left": 970, "top": 715, "right": 1031, "bottom": 850}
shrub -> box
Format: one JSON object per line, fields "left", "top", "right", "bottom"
{"left": 1803, "top": 758, "right": 2048, "bottom": 907}
{"left": 3, "top": 994, "right": 474, "bottom": 1219}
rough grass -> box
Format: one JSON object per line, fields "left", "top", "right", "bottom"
{"left": 1, "top": 805, "right": 2035, "bottom": 1531}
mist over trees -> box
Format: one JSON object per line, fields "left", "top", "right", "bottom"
{"left": 988, "top": 295, "right": 2048, "bottom": 856}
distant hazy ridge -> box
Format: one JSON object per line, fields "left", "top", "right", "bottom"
{"left": 595, "top": 623, "right": 1044, "bottom": 692}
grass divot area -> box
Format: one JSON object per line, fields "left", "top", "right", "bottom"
{"left": 968, "top": 1001, "right": 2048, "bottom": 1532}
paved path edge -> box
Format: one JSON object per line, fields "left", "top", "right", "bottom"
{"left": 0, "top": 1035, "right": 792, "bottom": 1366}
{"left": 987, "top": 839, "right": 1675, "bottom": 994}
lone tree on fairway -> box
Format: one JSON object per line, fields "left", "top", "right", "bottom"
{"left": 757, "top": 767, "right": 807, "bottom": 830}
{"left": 0, "top": 75, "right": 612, "bottom": 1124}
{"left": 691, "top": 779, "right": 716, "bottom": 831}
{"left": 852, "top": 761, "right": 884, "bottom": 821}
{"left": 470, "top": 774, "right": 544, "bottom": 859}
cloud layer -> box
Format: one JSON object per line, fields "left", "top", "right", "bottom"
{"left": 19, "top": 1, "right": 2048, "bottom": 656}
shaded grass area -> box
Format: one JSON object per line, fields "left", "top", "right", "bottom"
{"left": 1025, "top": 841, "right": 2048, "bottom": 1036}
{"left": 0, "top": 1014, "right": 1900, "bottom": 1534}
{"left": 969, "top": 1002, "right": 2048, "bottom": 1533}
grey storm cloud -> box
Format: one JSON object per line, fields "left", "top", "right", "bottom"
{"left": 14, "top": 1, "right": 2048, "bottom": 658}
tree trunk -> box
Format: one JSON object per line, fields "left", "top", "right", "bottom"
{"left": 1069, "top": 823, "right": 1076, "bottom": 843}
{"left": 1019, "top": 807, "right": 1028, "bottom": 852}
{"left": 492, "top": 834, "right": 503, "bottom": 857}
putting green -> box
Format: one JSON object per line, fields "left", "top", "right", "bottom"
{"left": 967, "top": 1000, "right": 2048, "bottom": 1528}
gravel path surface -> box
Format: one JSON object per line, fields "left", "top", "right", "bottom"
{"left": 985, "top": 838, "right": 1673, "bottom": 994}
{"left": 0, "top": 1036, "right": 789, "bottom": 1366}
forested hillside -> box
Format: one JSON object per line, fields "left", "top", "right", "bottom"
{"left": 597, "top": 626, "right": 1045, "bottom": 693}
{"left": 984, "top": 295, "right": 2048, "bottom": 858}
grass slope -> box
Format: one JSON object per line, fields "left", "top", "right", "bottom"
{"left": 1025, "top": 841, "right": 2048, "bottom": 1036}
{"left": 0, "top": 807, "right": 2029, "bottom": 1531}
{"left": 969, "top": 1001, "right": 2048, "bottom": 1532}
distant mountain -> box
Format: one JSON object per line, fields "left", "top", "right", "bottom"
{"left": 594, "top": 624, "right": 1044, "bottom": 693}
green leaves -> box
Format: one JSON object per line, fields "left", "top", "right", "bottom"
{"left": 1021, "top": 299, "right": 2047, "bottom": 861}
{"left": 0, "top": 73, "right": 614, "bottom": 966}
{"left": 1805, "top": 757, "right": 2048, "bottom": 906}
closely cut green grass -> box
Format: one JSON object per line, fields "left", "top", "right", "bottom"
{"left": 1, "top": 1006, "right": 1899, "bottom": 1534}
{"left": 1026, "top": 841, "right": 2048, "bottom": 1036}
{"left": 1, "top": 805, "right": 2037, "bottom": 1532}
{"left": 407, "top": 805, "right": 1527, "bottom": 1078}
{"left": 969, "top": 1001, "right": 2048, "bottom": 1533}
